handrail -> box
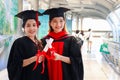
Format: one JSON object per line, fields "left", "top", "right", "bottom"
{"left": 102, "top": 37, "right": 120, "bottom": 44}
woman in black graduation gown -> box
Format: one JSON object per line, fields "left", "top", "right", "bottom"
{"left": 7, "top": 10, "right": 48, "bottom": 80}
{"left": 42, "top": 7, "right": 84, "bottom": 80}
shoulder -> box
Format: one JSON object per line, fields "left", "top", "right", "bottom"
{"left": 13, "top": 36, "right": 26, "bottom": 45}
{"left": 41, "top": 35, "right": 48, "bottom": 42}
{"left": 65, "top": 34, "right": 77, "bottom": 42}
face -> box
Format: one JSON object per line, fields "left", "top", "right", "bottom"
{"left": 24, "top": 19, "right": 38, "bottom": 38}
{"left": 50, "top": 17, "right": 65, "bottom": 33}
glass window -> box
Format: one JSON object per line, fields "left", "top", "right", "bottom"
{"left": 72, "top": 17, "right": 77, "bottom": 31}
{"left": 115, "top": 9, "right": 120, "bottom": 42}
{"left": 107, "top": 12, "right": 120, "bottom": 42}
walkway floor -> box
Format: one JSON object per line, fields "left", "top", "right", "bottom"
{"left": 82, "top": 38, "right": 120, "bottom": 80}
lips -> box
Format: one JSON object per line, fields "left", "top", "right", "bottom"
{"left": 55, "top": 26, "right": 62, "bottom": 29}
{"left": 29, "top": 31, "right": 36, "bottom": 34}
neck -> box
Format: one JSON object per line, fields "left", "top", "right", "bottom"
{"left": 54, "top": 31, "right": 60, "bottom": 33}
{"left": 28, "top": 36, "right": 36, "bottom": 42}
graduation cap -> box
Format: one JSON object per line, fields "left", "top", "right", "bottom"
{"left": 42, "top": 7, "right": 70, "bottom": 20}
{"left": 15, "top": 10, "right": 42, "bottom": 27}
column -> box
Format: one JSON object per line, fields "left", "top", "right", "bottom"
{"left": 16, "top": 0, "right": 24, "bottom": 37}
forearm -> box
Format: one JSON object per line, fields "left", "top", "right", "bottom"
{"left": 23, "top": 56, "right": 36, "bottom": 67}
{"left": 61, "top": 56, "right": 71, "bottom": 64}
{"left": 56, "top": 54, "right": 71, "bottom": 64}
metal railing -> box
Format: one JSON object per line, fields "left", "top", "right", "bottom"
{"left": 102, "top": 38, "right": 120, "bottom": 74}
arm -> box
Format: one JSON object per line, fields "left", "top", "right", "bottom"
{"left": 54, "top": 53, "right": 71, "bottom": 64}
{"left": 22, "top": 56, "right": 37, "bottom": 67}
{"left": 23, "top": 55, "right": 44, "bottom": 67}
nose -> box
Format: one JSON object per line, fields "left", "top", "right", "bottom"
{"left": 30, "top": 26, "right": 36, "bottom": 30}
{"left": 56, "top": 22, "right": 61, "bottom": 27}
{"left": 29, "top": 26, "right": 33, "bottom": 30}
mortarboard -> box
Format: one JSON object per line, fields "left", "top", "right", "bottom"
{"left": 42, "top": 7, "right": 70, "bottom": 20}
{"left": 15, "top": 10, "right": 42, "bottom": 27}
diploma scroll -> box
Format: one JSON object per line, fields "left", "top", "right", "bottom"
{"left": 43, "top": 38, "right": 54, "bottom": 52}
{"left": 33, "top": 38, "right": 54, "bottom": 73}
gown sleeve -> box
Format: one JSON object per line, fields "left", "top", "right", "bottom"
{"left": 69, "top": 36, "right": 84, "bottom": 80}
{"left": 7, "top": 39, "right": 23, "bottom": 80}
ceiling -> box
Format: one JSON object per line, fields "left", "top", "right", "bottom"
{"left": 27, "top": 0, "right": 120, "bottom": 19}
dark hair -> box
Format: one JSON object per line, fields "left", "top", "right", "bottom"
{"left": 80, "top": 30, "right": 84, "bottom": 36}
{"left": 76, "top": 30, "right": 79, "bottom": 34}
{"left": 22, "top": 19, "right": 41, "bottom": 28}
{"left": 88, "top": 29, "right": 91, "bottom": 31}
{"left": 34, "top": 36, "right": 43, "bottom": 51}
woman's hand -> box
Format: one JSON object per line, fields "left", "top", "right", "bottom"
{"left": 38, "top": 55, "right": 45, "bottom": 63}
{"left": 54, "top": 52, "right": 61, "bottom": 60}
{"left": 53, "top": 53, "right": 71, "bottom": 64}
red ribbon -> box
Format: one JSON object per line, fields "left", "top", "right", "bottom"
{"left": 33, "top": 48, "right": 56, "bottom": 73}
{"left": 45, "top": 47, "right": 56, "bottom": 60}
{"left": 36, "top": 12, "right": 39, "bottom": 27}
{"left": 33, "top": 50, "right": 46, "bottom": 74}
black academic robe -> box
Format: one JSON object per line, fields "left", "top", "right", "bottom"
{"left": 7, "top": 36, "right": 48, "bottom": 80}
{"left": 41, "top": 32, "right": 84, "bottom": 80}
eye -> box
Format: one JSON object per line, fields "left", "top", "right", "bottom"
{"left": 60, "top": 18, "right": 64, "bottom": 22}
{"left": 53, "top": 20, "right": 57, "bottom": 23}
{"left": 33, "top": 23, "right": 37, "bottom": 27}
{"left": 26, "top": 24, "right": 30, "bottom": 27}
{"left": 33, "top": 24, "right": 36, "bottom": 26}
{"left": 60, "top": 20, "right": 63, "bottom": 22}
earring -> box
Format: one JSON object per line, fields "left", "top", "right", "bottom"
{"left": 22, "top": 28, "right": 24, "bottom": 32}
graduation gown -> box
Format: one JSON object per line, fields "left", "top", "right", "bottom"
{"left": 41, "top": 31, "right": 84, "bottom": 80}
{"left": 7, "top": 36, "right": 48, "bottom": 80}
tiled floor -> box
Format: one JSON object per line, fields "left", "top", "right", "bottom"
{"left": 0, "top": 38, "right": 120, "bottom": 80}
{"left": 82, "top": 38, "right": 120, "bottom": 80}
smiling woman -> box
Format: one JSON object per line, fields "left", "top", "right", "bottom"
{"left": 41, "top": 7, "right": 84, "bottom": 80}
{"left": 7, "top": 10, "right": 48, "bottom": 80}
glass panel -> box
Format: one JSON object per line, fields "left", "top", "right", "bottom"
{"left": 107, "top": 12, "right": 119, "bottom": 42}
{"left": 115, "top": 9, "right": 120, "bottom": 42}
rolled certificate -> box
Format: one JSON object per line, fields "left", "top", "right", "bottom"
{"left": 33, "top": 38, "right": 54, "bottom": 72}
{"left": 43, "top": 38, "right": 54, "bottom": 52}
